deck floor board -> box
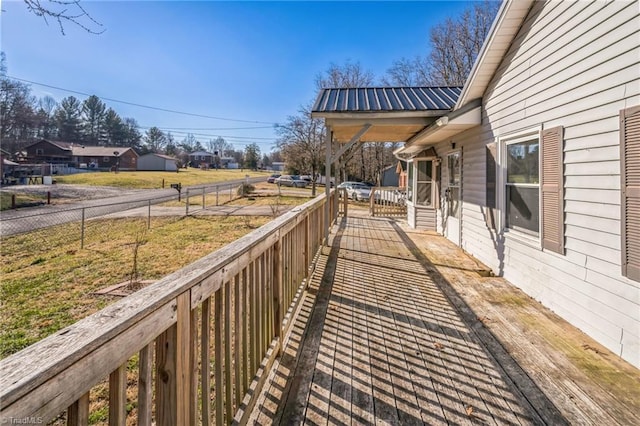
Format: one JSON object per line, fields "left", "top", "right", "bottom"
{"left": 249, "top": 214, "right": 638, "bottom": 425}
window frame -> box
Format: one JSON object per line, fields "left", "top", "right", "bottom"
{"left": 499, "top": 126, "right": 542, "bottom": 246}
{"left": 407, "top": 156, "right": 437, "bottom": 208}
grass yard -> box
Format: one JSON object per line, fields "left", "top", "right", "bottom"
{"left": 55, "top": 168, "right": 271, "bottom": 189}
{"left": 0, "top": 214, "right": 271, "bottom": 358}
{"left": 0, "top": 191, "right": 46, "bottom": 210}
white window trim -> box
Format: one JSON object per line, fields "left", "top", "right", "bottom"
{"left": 498, "top": 126, "right": 542, "bottom": 248}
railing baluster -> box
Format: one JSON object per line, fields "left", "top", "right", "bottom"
{"left": 138, "top": 344, "right": 153, "bottom": 426}
{"left": 224, "top": 280, "right": 233, "bottom": 422}
{"left": 234, "top": 273, "right": 242, "bottom": 409}
{"left": 67, "top": 392, "right": 89, "bottom": 426}
{"left": 242, "top": 267, "right": 250, "bottom": 392}
{"left": 201, "top": 298, "right": 212, "bottom": 426}
{"left": 273, "top": 240, "right": 283, "bottom": 347}
{"left": 109, "top": 364, "right": 126, "bottom": 426}
{"left": 190, "top": 306, "right": 199, "bottom": 424}
{"left": 214, "top": 289, "right": 223, "bottom": 425}
{"left": 250, "top": 262, "right": 257, "bottom": 376}
{"left": 261, "top": 253, "right": 268, "bottom": 353}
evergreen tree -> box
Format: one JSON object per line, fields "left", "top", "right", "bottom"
{"left": 81, "top": 95, "right": 107, "bottom": 145}
{"left": 53, "top": 96, "right": 83, "bottom": 142}
{"left": 103, "top": 108, "right": 126, "bottom": 146}
{"left": 243, "top": 143, "right": 261, "bottom": 170}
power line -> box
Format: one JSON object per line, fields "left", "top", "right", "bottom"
{"left": 137, "top": 127, "right": 277, "bottom": 141}
{"left": 141, "top": 125, "right": 275, "bottom": 131}
{"left": 7, "top": 75, "right": 280, "bottom": 125}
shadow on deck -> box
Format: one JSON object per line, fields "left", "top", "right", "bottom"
{"left": 249, "top": 214, "right": 640, "bottom": 425}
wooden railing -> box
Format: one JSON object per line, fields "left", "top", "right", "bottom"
{"left": 0, "top": 190, "right": 339, "bottom": 425}
{"left": 370, "top": 187, "right": 408, "bottom": 217}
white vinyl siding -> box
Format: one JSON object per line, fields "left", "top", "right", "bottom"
{"left": 448, "top": 0, "right": 639, "bottom": 367}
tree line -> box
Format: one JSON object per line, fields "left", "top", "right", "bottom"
{"left": 0, "top": 52, "right": 261, "bottom": 167}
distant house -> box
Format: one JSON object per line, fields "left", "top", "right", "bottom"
{"left": 24, "top": 140, "right": 74, "bottom": 164}
{"left": 137, "top": 153, "right": 179, "bottom": 171}
{"left": 380, "top": 162, "right": 407, "bottom": 187}
{"left": 71, "top": 146, "right": 138, "bottom": 171}
{"left": 219, "top": 157, "right": 238, "bottom": 169}
{"left": 23, "top": 139, "right": 138, "bottom": 171}
{"left": 188, "top": 151, "right": 218, "bottom": 168}
{"left": 271, "top": 162, "right": 285, "bottom": 172}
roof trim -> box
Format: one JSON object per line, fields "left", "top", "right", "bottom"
{"left": 399, "top": 99, "right": 483, "bottom": 155}
{"left": 455, "top": 0, "right": 534, "bottom": 108}
{"left": 312, "top": 86, "right": 461, "bottom": 115}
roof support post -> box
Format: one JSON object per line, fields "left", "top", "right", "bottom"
{"left": 324, "top": 127, "right": 333, "bottom": 244}
{"left": 331, "top": 124, "right": 371, "bottom": 164}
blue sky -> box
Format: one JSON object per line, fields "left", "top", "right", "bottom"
{"left": 2, "top": 0, "right": 476, "bottom": 153}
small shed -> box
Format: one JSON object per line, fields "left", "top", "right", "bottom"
{"left": 380, "top": 162, "right": 406, "bottom": 187}
{"left": 137, "top": 153, "right": 179, "bottom": 171}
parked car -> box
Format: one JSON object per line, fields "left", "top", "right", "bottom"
{"left": 267, "top": 173, "right": 281, "bottom": 183}
{"left": 349, "top": 183, "right": 373, "bottom": 201}
{"left": 337, "top": 182, "right": 372, "bottom": 201}
{"left": 276, "top": 175, "right": 308, "bottom": 188}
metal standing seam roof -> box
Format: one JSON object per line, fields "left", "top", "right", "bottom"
{"left": 312, "top": 87, "right": 462, "bottom": 113}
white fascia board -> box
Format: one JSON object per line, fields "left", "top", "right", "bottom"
{"left": 398, "top": 105, "right": 482, "bottom": 155}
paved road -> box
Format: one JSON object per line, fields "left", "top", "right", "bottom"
{"left": 0, "top": 177, "right": 265, "bottom": 237}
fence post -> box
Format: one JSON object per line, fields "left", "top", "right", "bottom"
{"left": 11, "top": 194, "right": 15, "bottom": 209}
{"left": 370, "top": 188, "right": 376, "bottom": 216}
{"left": 216, "top": 186, "right": 219, "bottom": 206}
{"left": 148, "top": 200, "right": 152, "bottom": 229}
{"left": 186, "top": 189, "right": 189, "bottom": 216}
{"left": 229, "top": 184, "right": 233, "bottom": 201}
{"left": 202, "top": 187, "right": 205, "bottom": 209}
{"left": 80, "top": 208, "right": 85, "bottom": 249}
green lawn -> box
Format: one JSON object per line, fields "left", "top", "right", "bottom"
{"left": 55, "top": 168, "right": 271, "bottom": 189}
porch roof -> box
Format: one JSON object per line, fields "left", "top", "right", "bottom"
{"left": 311, "top": 87, "right": 461, "bottom": 143}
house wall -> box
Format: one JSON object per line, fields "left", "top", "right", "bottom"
{"left": 75, "top": 150, "right": 137, "bottom": 171}
{"left": 381, "top": 167, "right": 399, "bottom": 187}
{"left": 408, "top": 205, "right": 437, "bottom": 230}
{"left": 446, "top": 0, "right": 640, "bottom": 367}
{"left": 138, "top": 155, "right": 177, "bottom": 171}
{"left": 25, "top": 140, "right": 71, "bottom": 163}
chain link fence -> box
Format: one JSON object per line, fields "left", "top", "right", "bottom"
{"left": 1, "top": 179, "right": 259, "bottom": 256}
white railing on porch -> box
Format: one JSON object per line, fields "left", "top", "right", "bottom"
{"left": 369, "top": 187, "right": 407, "bottom": 217}
{"left": 0, "top": 190, "right": 340, "bottom": 425}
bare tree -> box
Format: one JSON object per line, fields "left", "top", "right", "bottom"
{"left": 23, "top": 0, "right": 104, "bottom": 34}
{"left": 276, "top": 104, "right": 325, "bottom": 196}
{"left": 315, "top": 60, "right": 375, "bottom": 90}
{"left": 381, "top": 57, "right": 429, "bottom": 86}
{"left": 384, "top": 0, "right": 500, "bottom": 86}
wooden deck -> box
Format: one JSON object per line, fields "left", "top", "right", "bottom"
{"left": 249, "top": 213, "right": 640, "bottom": 425}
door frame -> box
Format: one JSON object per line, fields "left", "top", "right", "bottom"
{"left": 444, "top": 149, "right": 462, "bottom": 245}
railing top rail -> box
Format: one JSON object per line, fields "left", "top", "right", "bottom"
{"left": 0, "top": 190, "right": 330, "bottom": 409}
